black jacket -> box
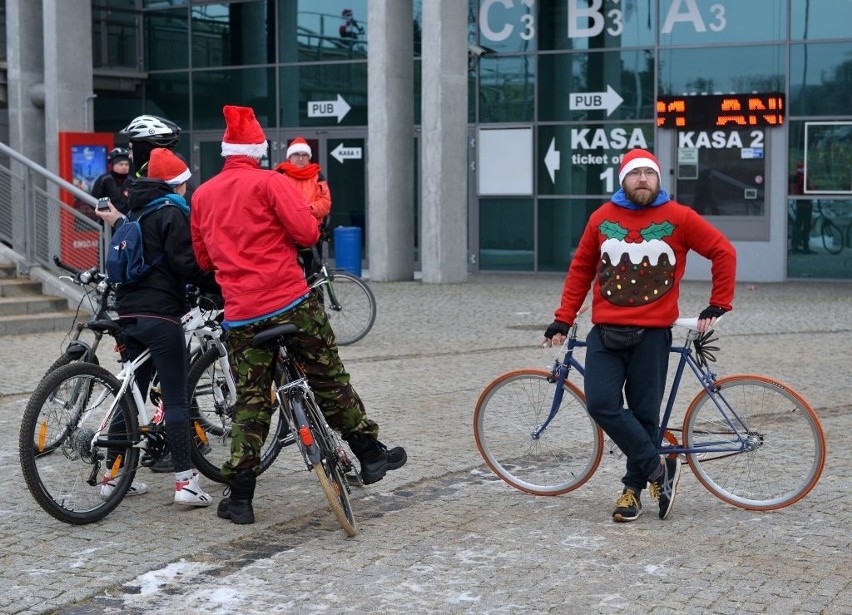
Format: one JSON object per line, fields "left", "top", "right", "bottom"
{"left": 90, "top": 171, "right": 131, "bottom": 215}
{"left": 115, "top": 178, "right": 218, "bottom": 317}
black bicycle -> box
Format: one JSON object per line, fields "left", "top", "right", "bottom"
{"left": 305, "top": 239, "right": 376, "bottom": 346}
{"left": 248, "top": 322, "right": 359, "bottom": 536}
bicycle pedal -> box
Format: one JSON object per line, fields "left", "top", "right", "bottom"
{"left": 345, "top": 472, "right": 365, "bottom": 487}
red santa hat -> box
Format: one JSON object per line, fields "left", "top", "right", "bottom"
{"left": 221, "top": 105, "right": 269, "bottom": 158}
{"left": 147, "top": 148, "right": 191, "bottom": 185}
{"left": 618, "top": 148, "right": 662, "bottom": 185}
{"left": 286, "top": 137, "right": 312, "bottom": 159}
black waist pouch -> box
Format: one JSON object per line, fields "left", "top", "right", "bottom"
{"left": 598, "top": 324, "right": 646, "bottom": 351}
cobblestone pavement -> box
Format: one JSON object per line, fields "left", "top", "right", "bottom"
{"left": 1, "top": 275, "right": 850, "bottom": 614}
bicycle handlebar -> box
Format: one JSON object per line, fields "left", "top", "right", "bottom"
{"left": 53, "top": 255, "right": 105, "bottom": 286}
{"left": 673, "top": 314, "right": 724, "bottom": 330}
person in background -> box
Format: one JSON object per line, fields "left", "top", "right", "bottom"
{"left": 339, "top": 8, "right": 364, "bottom": 41}
{"left": 542, "top": 148, "right": 736, "bottom": 524}
{"left": 95, "top": 148, "right": 220, "bottom": 507}
{"left": 274, "top": 137, "right": 331, "bottom": 278}
{"left": 90, "top": 147, "right": 132, "bottom": 215}
{"left": 191, "top": 105, "right": 406, "bottom": 525}
{"left": 789, "top": 162, "right": 814, "bottom": 254}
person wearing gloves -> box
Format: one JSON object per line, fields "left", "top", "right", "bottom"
{"left": 190, "top": 105, "right": 406, "bottom": 525}
{"left": 542, "top": 148, "right": 736, "bottom": 524}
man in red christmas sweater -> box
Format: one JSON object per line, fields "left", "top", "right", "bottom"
{"left": 542, "top": 148, "right": 736, "bottom": 523}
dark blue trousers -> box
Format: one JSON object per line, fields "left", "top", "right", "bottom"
{"left": 584, "top": 325, "right": 672, "bottom": 493}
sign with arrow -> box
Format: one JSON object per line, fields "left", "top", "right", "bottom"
{"left": 569, "top": 85, "right": 624, "bottom": 117}
{"left": 544, "top": 137, "right": 560, "bottom": 184}
{"left": 307, "top": 94, "right": 352, "bottom": 123}
{"left": 330, "top": 142, "right": 362, "bottom": 164}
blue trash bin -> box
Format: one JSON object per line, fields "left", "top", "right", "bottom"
{"left": 333, "top": 226, "right": 362, "bottom": 277}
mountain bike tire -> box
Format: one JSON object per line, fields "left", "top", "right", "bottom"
{"left": 315, "top": 271, "right": 376, "bottom": 346}
{"left": 19, "top": 362, "right": 140, "bottom": 524}
{"left": 187, "top": 348, "right": 290, "bottom": 484}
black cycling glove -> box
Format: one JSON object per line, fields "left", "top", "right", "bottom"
{"left": 698, "top": 305, "right": 727, "bottom": 320}
{"left": 544, "top": 321, "right": 571, "bottom": 339}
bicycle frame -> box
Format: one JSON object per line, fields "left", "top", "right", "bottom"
{"left": 87, "top": 305, "right": 235, "bottom": 457}
{"left": 545, "top": 323, "right": 759, "bottom": 458}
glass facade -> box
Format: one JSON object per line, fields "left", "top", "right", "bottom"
{"left": 90, "top": 0, "right": 852, "bottom": 280}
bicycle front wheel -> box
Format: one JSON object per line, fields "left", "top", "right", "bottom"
{"left": 315, "top": 271, "right": 376, "bottom": 345}
{"left": 821, "top": 220, "right": 843, "bottom": 254}
{"left": 683, "top": 375, "right": 826, "bottom": 511}
{"left": 473, "top": 369, "right": 603, "bottom": 496}
{"left": 292, "top": 393, "right": 357, "bottom": 536}
{"left": 188, "top": 348, "right": 289, "bottom": 484}
{"left": 19, "top": 362, "right": 140, "bottom": 524}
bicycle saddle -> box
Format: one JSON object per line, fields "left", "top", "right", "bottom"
{"left": 251, "top": 323, "right": 300, "bottom": 349}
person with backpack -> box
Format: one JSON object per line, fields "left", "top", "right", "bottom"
{"left": 117, "top": 114, "right": 191, "bottom": 474}
{"left": 95, "top": 147, "right": 220, "bottom": 507}
{"left": 120, "top": 114, "right": 196, "bottom": 209}
{"left": 90, "top": 147, "right": 132, "bottom": 215}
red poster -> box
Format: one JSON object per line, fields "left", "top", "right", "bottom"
{"left": 58, "top": 132, "right": 114, "bottom": 269}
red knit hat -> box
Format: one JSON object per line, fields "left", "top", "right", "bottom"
{"left": 286, "top": 137, "right": 312, "bottom": 159}
{"left": 147, "top": 148, "right": 191, "bottom": 185}
{"left": 618, "top": 148, "right": 661, "bottom": 185}
{"left": 221, "top": 105, "right": 269, "bottom": 158}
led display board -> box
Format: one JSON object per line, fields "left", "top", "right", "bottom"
{"left": 656, "top": 94, "right": 785, "bottom": 129}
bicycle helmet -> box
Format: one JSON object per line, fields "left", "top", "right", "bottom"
{"left": 120, "top": 115, "right": 181, "bottom": 147}
{"left": 108, "top": 147, "right": 130, "bottom": 163}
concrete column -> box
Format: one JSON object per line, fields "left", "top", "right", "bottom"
{"left": 420, "top": 1, "right": 468, "bottom": 283}
{"left": 367, "top": 0, "right": 414, "bottom": 281}
{"left": 6, "top": 0, "right": 45, "bottom": 162}
{"left": 43, "top": 0, "right": 95, "bottom": 175}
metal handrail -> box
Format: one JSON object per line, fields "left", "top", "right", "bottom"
{"left": 0, "top": 141, "right": 97, "bottom": 205}
{"left": 0, "top": 141, "right": 104, "bottom": 277}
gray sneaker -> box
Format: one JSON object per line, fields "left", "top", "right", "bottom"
{"left": 649, "top": 457, "right": 682, "bottom": 519}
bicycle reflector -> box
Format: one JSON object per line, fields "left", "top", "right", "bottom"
{"left": 693, "top": 329, "right": 720, "bottom": 368}
{"left": 298, "top": 426, "right": 315, "bottom": 447}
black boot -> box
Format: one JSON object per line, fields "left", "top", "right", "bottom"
{"left": 345, "top": 434, "right": 407, "bottom": 485}
{"left": 217, "top": 469, "right": 256, "bottom": 524}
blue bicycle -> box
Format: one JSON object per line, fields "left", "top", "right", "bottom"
{"left": 473, "top": 318, "right": 826, "bottom": 511}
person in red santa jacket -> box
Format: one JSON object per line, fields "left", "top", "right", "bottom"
{"left": 542, "top": 148, "right": 736, "bottom": 524}
{"left": 191, "top": 106, "right": 406, "bottom": 525}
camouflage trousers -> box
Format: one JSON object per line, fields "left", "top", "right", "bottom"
{"left": 222, "top": 294, "right": 378, "bottom": 480}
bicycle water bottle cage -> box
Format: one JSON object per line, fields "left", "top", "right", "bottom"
{"left": 693, "top": 329, "right": 720, "bottom": 368}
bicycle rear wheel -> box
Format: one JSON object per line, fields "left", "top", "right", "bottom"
{"left": 187, "top": 348, "right": 290, "bottom": 484}
{"left": 683, "top": 374, "right": 826, "bottom": 511}
{"left": 315, "top": 271, "right": 376, "bottom": 345}
{"left": 19, "top": 362, "right": 140, "bottom": 524}
{"left": 473, "top": 369, "right": 603, "bottom": 496}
